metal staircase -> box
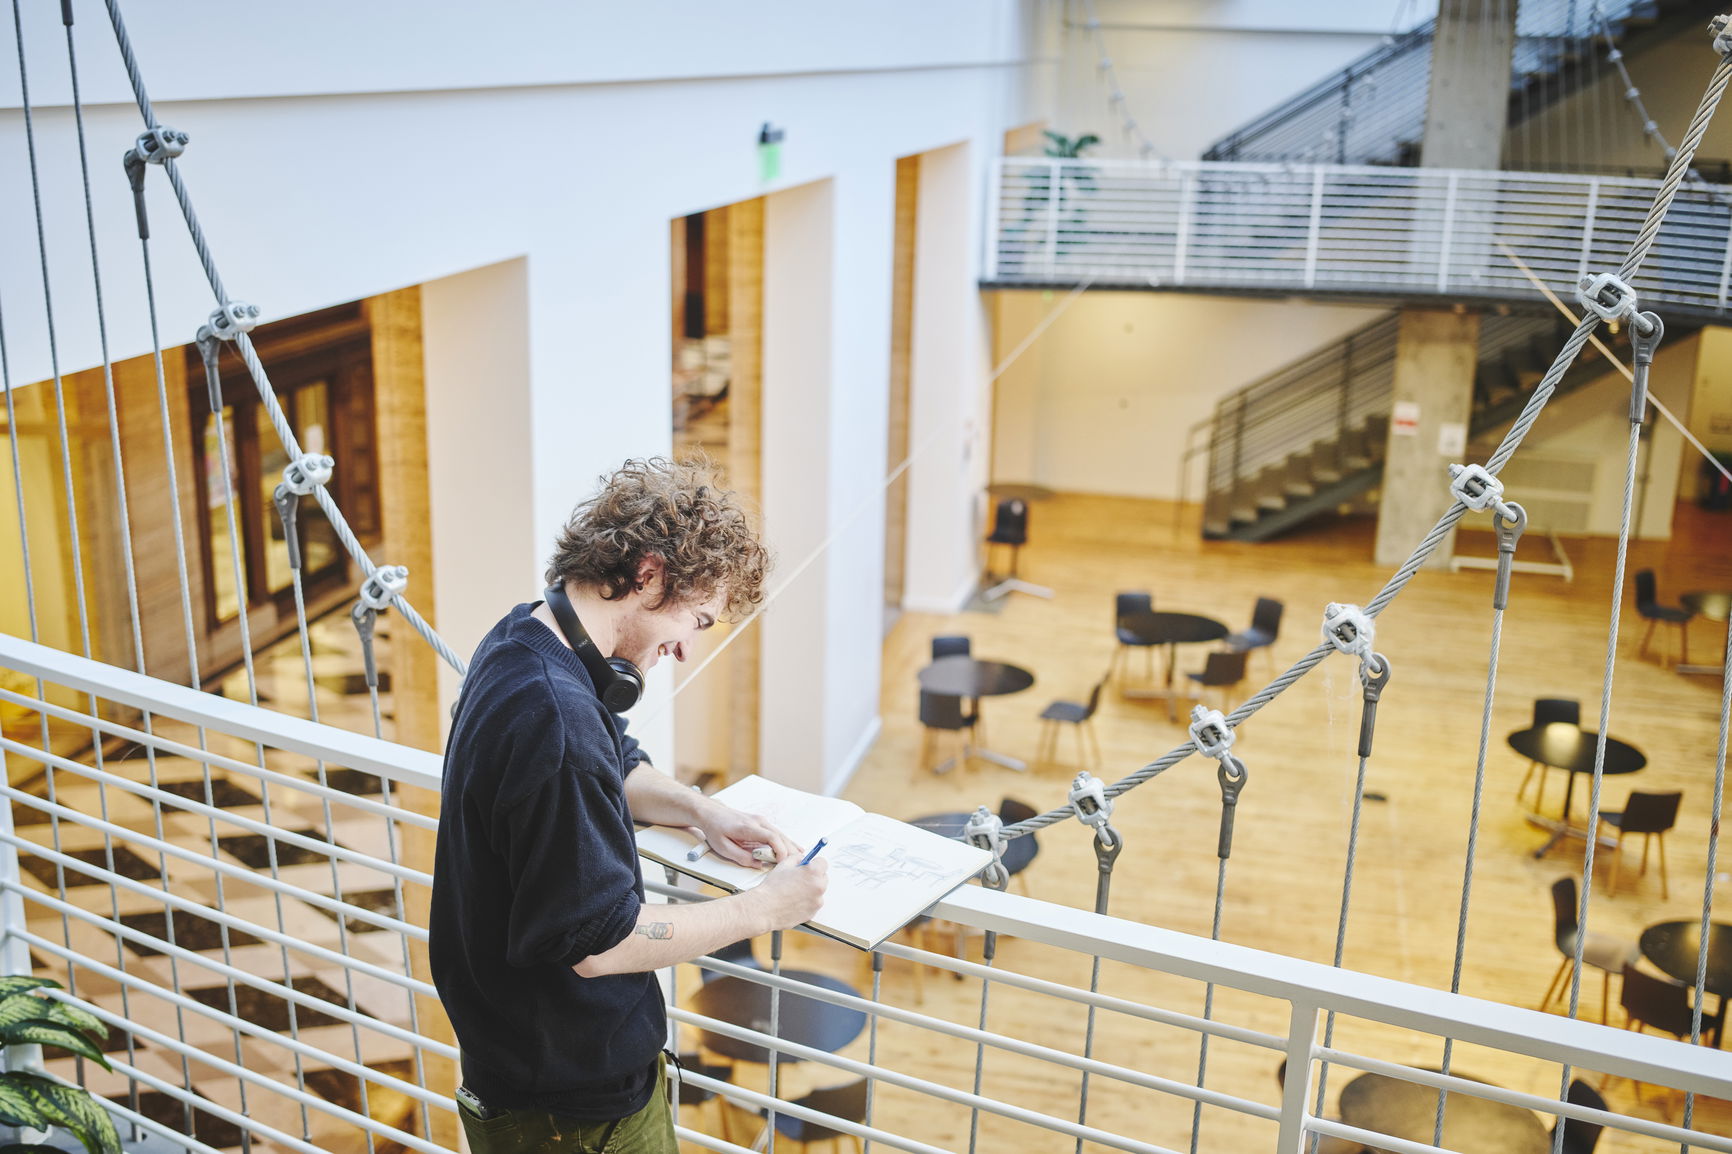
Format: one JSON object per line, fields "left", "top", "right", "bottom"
{"left": 1199, "top": 310, "right": 1666, "bottom": 541}
{"left": 1200, "top": 0, "right": 1718, "bottom": 168}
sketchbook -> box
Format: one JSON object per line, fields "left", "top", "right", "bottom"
{"left": 635, "top": 774, "right": 993, "bottom": 950}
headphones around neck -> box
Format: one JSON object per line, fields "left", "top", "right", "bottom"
{"left": 543, "top": 584, "right": 646, "bottom": 712}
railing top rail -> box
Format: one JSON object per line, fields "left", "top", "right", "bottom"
{"left": 0, "top": 632, "right": 444, "bottom": 789}
{"left": 931, "top": 885, "right": 1732, "bottom": 1098}
{"left": 996, "top": 156, "right": 1730, "bottom": 195}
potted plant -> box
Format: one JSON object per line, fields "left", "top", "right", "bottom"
{"left": 0, "top": 978, "right": 122, "bottom": 1154}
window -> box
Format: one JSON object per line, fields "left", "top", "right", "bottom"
{"left": 189, "top": 314, "right": 377, "bottom": 629}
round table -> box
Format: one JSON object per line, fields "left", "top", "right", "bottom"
{"left": 1114, "top": 611, "right": 1229, "bottom": 718}
{"left": 917, "top": 657, "right": 1035, "bottom": 699}
{"left": 1508, "top": 723, "right": 1645, "bottom": 857}
{"left": 912, "top": 811, "right": 1037, "bottom": 876}
{"left": 1639, "top": 920, "right": 1732, "bottom": 998}
{"left": 1338, "top": 1072, "right": 1548, "bottom": 1154}
{"left": 917, "top": 657, "right": 1035, "bottom": 770}
{"left": 1679, "top": 591, "right": 1731, "bottom": 676}
{"left": 1682, "top": 591, "right": 1732, "bottom": 622}
{"left": 689, "top": 969, "right": 866, "bottom": 1064}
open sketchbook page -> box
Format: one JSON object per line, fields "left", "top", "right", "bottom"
{"left": 634, "top": 774, "right": 863, "bottom": 892}
{"left": 812, "top": 812, "right": 992, "bottom": 947}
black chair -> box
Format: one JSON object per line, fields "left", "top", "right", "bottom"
{"left": 1225, "top": 597, "right": 1284, "bottom": 675}
{"left": 771, "top": 1077, "right": 869, "bottom": 1151}
{"left": 675, "top": 1051, "right": 736, "bottom": 1141}
{"left": 930, "top": 635, "right": 971, "bottom": 660}
{"left": 1112, "top": 591, "right": 1155, "bottom": 682}
{"left": 997, "top": 797, "right": 1041, "bottom": 893}
{"left": 918, "top": 690, "right": 976, "bottom": 774}
{"left": 1552, "top": 1077, "right": 1605, "bottom": 1154}
{"left": 1540, "top": 877, "right": 1637, "bottom": 1024}
{"left": 1597, "top": 791, "right": 1682, "bottom": 898}
{"left": 1185, "top": 650, "right": 1248, "bottom": 711}
{"left": 700, "top": 937, "right": 762, "bottom": 983}
{"left": 1517, "top": 697, "right": 1582, "bottom": 812}
{"left": 984, "top": 498, "right": 1029, "bottom": 579}
{"left": 1620, "top": 963, "right": 1713, "bottom": 1043}
{"left": 1036, "top": 676, "right": 1106, "bottom": 768}
{"left": 1634, "top": 569, "right": 1692, "bottom": 665}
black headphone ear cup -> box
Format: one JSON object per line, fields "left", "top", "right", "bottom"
{"left": 602, "top": 658, "right": 645, "bottom": 712}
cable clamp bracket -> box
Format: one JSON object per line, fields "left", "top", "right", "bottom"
{"left": 281, "top": 453, "right": 335, "bottom": 496}
{"left": 1067, "top": 772, "right": 1112, "bottom": 830}
{"left": 1577, "top": 271, "right": 1639, "bottom": 324}
{"left": 1711, "top": 13, "right": 1732, "bottom": 57}
{"left": 963, "top": 806, "right": 1010, "bottom": 891}
{"left": 207, "top": 302, "right": 261, "bottom": 341}
{"left": 132, "top": 126, "right": 188, "bottom": 166}
{"left": 1322, "top": 602, "right": 1375, "bottom": 660}
{"left": 1188, "top": 705, "right": 1235, "bottom": 761}
{"left": 359, "top": 565, "right": 409, "bottom": 611}
{"left": 1446, "top": 462, "right": 1512, "bottom": 517}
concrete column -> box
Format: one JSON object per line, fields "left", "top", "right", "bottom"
{"left": 1373, "top": 310, "right": 1480, "bottom": 569}
{"left": 1420, "top": 0, "right": 1517, "bottom": 170}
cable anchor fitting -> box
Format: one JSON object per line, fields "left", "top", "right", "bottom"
{"left": 963, "top": 806, "right": 1010, "bottom": 891}
{"left": 281, "top": 453, "right": 335, "bottom": 496}
{"left": 1492, "top": 503, "right": 1528, "bottom": 611}
{"left": 1213, "top": 754, "right": 1249, "bottom": 861}
{"left": 206, "top": 302, "right": 261, "bottom": 342}
{"left": 350, "top": 601, "right": 381, "bottom": 692}
{"left": 1628, "top": 310, "right": 1664, "bottom": 423}
{"left": 1576, "top": 272, "right": 1656, "bottom": 337}
{"left": 1357, "top": 652, "right": 1391, "bottom": 758}
{"left": 121, "top": 127, "right": 185, "bottom": 241}
{"left": 272, "top": 484, "right": 303, "bottom": 572}
{"left": 1322, "top": 603, "right": 1375, "bottom": 660}
{"left": 359, "top": 565, "right": 409, "bottom": 612}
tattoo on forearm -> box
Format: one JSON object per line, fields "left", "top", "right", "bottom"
{"left": 635, "top": 921, "right": 673, "bottom": 941}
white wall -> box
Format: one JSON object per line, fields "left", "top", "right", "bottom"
{"left": 0, "top": 0, "right": 1049, "bottom": 792}
{"left": 990, "top": 290, "right": 1389, "bottom": 498}
{"left": 419, "top": 259, "right": 535, "bottom": 718}
{"left": 1053, "top": 0, "right": 1434, "bottom": 160}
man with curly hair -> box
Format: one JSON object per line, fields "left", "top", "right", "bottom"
{"left": 430, "top": 456, "right": 826, "bottom": 1153}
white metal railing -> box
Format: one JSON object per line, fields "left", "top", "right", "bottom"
{"left": 987, "top": 158, "right": 1732, "bottom": 316}
{"left": 4, "top": 634, "right": 1732, "bottom": 1154}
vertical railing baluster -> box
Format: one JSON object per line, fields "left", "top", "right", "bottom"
{"left": 1304, "top": 167, "right": 1325, "bottom": 288}
{"left": 1043, "top": 159, "right": 1062, "bottom": 279}
{"left": 1276, "top": 1002, "right": 1319, "bottom": 1154}
{"left": 1437, "top": 171, "right": 1459, "bottom": 294}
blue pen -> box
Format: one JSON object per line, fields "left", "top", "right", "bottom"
{"left": 799, "top": 838, "right": 828, "bottom": 866}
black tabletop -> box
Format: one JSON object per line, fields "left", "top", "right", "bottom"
{"left": 1683, "top": 591, "right": 1732, "bottom": 623}
{"left": 912, "top": 812, "right": 1036, "bottom": 875}
{"left": 690, "top": 969, "right": 866, "bottom": 1063}
{"left": 1639, "top": 920, "right": 1732, "bottom": 999}
{"left": 1338, "top": 1073, "right": 1547, "bottom": 1154}
{"left": 917, "top": 656, "right": 1035, "bottom": 698}
{"left": 1506, "top": 724, "right": 1646, "bottom": 776}
{"left": 1117, "top": 611, "right": 1230, "bottom": 647}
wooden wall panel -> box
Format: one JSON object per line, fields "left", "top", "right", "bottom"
{"left": 726, "top": 198, "right": 765, "bottom": 781}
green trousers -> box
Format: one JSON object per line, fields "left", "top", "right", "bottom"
{"left": 457, "top": 1058, "right": 675, "bottom": 1154}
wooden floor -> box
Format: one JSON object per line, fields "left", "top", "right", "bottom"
{"left": 682, "top": 495, "right": 1732, "bottom": 1152}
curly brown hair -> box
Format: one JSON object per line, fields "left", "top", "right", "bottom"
{"left": 544, "top": 455, "right": 771, "bottom": 619}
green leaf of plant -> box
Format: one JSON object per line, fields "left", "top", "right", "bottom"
{"left": 9, "top": 1025, "right": 110, "bottom": 1071}
{"left": 0, "top": 1143, "right": 68, "bottom": 1154}
{"left": 0, "top": 978, "right": 60, "bottom": 1001}
{"left": 35, "top": 1082, "right": 120, "bottom": 1154}
{"left": 42, "top": 1003, "right": 106, "bottom": 1042}
{"left": 0, "top": 992, "right": 56, "bottom": 1039}
{"left": 0, "top": 1075, "right": 54, "bottom": 1131}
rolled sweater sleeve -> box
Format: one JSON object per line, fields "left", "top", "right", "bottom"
{"left": 495, "top": 755, "right": 642, "bottom": 969}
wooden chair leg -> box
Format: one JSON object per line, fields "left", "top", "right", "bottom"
{"left": 1640, "top": 617, "right": 1658, "bottom": 658}
{"left": 1609, "top": 829, "right": 1625, "bottom": 897}
{"left": 1657, "top": 832, "right": 1669, "bottom": 900}
{"left": 1074, "top": 722, "right": 1088, "bottom": 767}
{"left": 1679, "top": 623, "right": 1689, "bottom": 667}
{"left": 1541, "top": 956, "right": 1571, "bottom": 1010}
{"left": 1602, "top": 968, "right": 1611, "bottom": 1024}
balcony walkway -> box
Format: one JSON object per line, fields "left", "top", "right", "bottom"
{"left": 985, "top": 158, "right": 1732, "bottom": 321}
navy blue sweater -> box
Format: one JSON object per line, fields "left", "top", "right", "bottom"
{"left": 429, "top": 603, "right": 662, "bottom": 1120}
